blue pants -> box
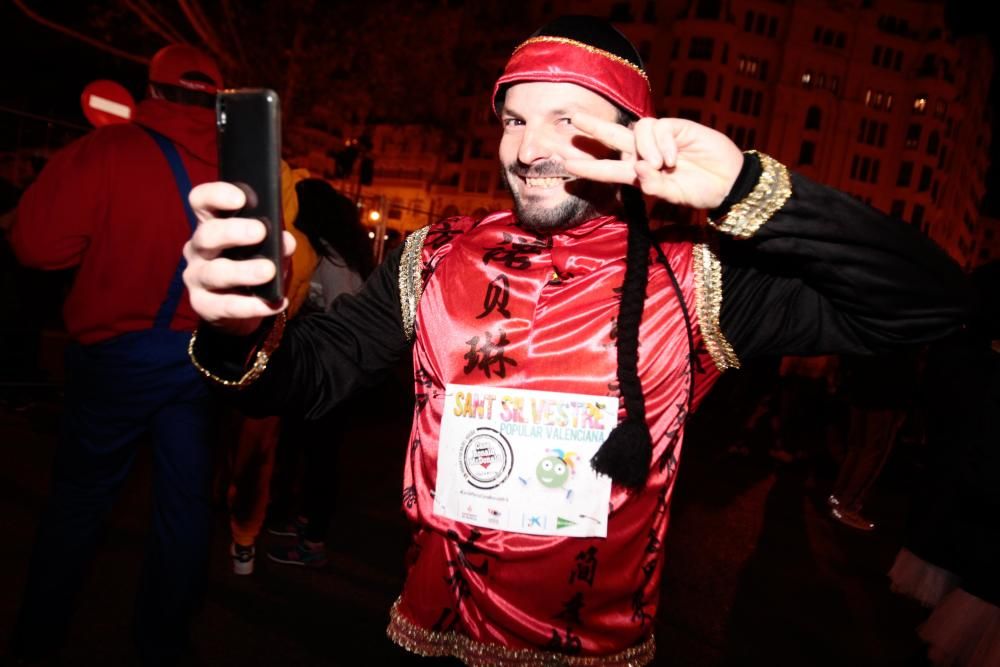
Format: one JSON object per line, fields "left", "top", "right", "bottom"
{"left": 12, "top": 329, "right": 218, "bottom": 666}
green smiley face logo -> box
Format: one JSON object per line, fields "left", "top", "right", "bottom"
{"left": 536, "top": 455, "right": 570, "bottom": 488}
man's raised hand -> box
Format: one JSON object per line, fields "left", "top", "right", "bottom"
{"left": 564, "top": 113, "right": 745, "bottom": 211}
{"left": 182, "top": 182, "right": 295, "bottom": 336}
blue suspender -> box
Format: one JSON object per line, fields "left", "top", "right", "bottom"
{"left": 143, "top": 128, "right": 198, "bottom": 329}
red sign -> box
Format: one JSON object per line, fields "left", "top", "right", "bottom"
{"left": 81, "top": 80, "right": 136, "bottom": 127}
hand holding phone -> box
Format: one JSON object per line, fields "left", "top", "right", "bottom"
{"left": 216, "top": 88, "right": 284, "bottom": 302}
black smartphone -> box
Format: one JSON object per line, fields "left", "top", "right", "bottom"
{"left": 216, "top": 88, "right": 283, "bottom": 302}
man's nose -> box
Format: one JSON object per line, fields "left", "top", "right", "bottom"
{"left": 517, "top": 125, "right": 556, "bottom": 165}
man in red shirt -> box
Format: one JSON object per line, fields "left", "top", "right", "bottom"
{"left": 181, "top": 16, "right": 971, "bottom": 665}
{"left": 10, "top": 44, "right": 223, "bottom": 665}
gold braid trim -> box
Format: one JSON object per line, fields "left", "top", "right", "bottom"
{"left": 399, "top": 225, "right": 430, "bottom": 341}
{"left": 387, "top": 598, "right": 656, "bottom": 666}
{"left": 693, "top": 243, "right": 740, "bottom": 372}
{"left": 513, "top": 36, "right": 651, "bottom": 89}
{"left": 707, "top": 150, "right": 792, "bottom": 239}
{"left": 188, "top": 311, "right": 287, "bottom": 389}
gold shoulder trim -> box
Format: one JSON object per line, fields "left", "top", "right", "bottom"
{"left": 399, "top": 226, "right": 430, "bottom": 342}
{"left": 693, "top": 243, "right": 740, "bottom": 372}
{"left": 188, "top": 311, "right": 287, "bottom": 389}
{"left": 387, "top": 598, "right": 656, "bottom": 666}
{"left": 708, "top": 150, "right": 792, "bottom": 239}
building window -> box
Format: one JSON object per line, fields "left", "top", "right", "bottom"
{"left": 872, "top": 45, "right": 882, "bottom": 66}
{"left": 746, "top": 12, "right": 756, "bottom": 32}
{"left": 805, "top": 106, "right": 821, "bottom": 130}
{"left": 866, "top": 121, "right": 878, "bottom": 145}
{"left": 801, "top": 71, "right": 812, "bottom": 87}
{"left": 677, "top": 108, "right": 702, "bottom": 122}
{"left": 695, "top": 0, "right": 722, "bottom": 20}
{"left": 858, "top": 118, "right": 868, "bottom": 143}
{"left": 664, "top": 70, "right": 674, "bottom": 96}
{"left": 682, "top": 70, "right": 708, "bottom": 97}
{"left": 890, "top": 200, "right": 905, "bottom": 219}
{"left": 835, "top": 33, "right": 846, "bottom": 49}
{"left": 934, "top": 100, "right": 947, "bottom": 119}
{"left": 911, "top": 204, "right": 925, "bottom": 228}
{"left": 918, "top": 166, "right": 932, "bottom": 192}
{"left": 798, "top": 140, "right": 816, "bottom": 165}
{"left": 913, "top": 95, "right": 927, "bottom": 114}
{"left": 850, "top": 155, "right": 859, "bottom": 180}
{"left": 639, "top": 40, "right": 651, "bottom": 64}
{"left": 689, "top": 37, "right": 714, "bottom": 60}
{"left": 768, "top": 17, "right": 777, "bottom": 37}
{"left": 865, "top": 89, "right": 892, "bottom": 110}
{"left": 927, "top": 130, "right": 940, "bottom": 156}
{"left": 610, "top": 2, "right": 634, "bottom": 22}
{"left": 897, "top": 161, "right": 913, "bottom": 187}
{"left": 733, "top": 126, "right": 746, "bottom": 147}
{"left": 905, "top": 124, "right": 922, "bottom": 149}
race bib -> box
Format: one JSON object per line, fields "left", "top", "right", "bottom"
{"left": 434, "top": 384, "right": 618, "bottom": 538}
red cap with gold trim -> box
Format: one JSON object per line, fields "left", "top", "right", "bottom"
{"left": 492, "top": 16, "right": 653, "bottom": 120}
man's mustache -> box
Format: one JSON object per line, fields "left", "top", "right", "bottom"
{"left": 506, "top": 161, "right": 572, "bottom": 179}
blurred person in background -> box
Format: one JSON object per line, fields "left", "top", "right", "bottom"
{"left": 7, "top": 45, "right": 223, "bottom": 666}
{"left": 889, "top": 261, "right": 1000, "bottom": 666}
{"left": 266, "top": 178, "right": 374, "bottom": 569}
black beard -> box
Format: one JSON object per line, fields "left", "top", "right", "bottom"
{"left": 502, "top": 162, "right": 618, "bottom": 232}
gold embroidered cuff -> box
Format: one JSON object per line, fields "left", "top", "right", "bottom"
{"left": 387, "top": 598, "right": 657, "bottom": 666}
{"left": 708, "top": 150, "right": 792, "bottom": 239}
{"left": 399, "top": 225, "right": 430, "bottom": 341}
{"left": 188, "top": 311, "right": 287, "bottom": 389}
{"left": 693, "top": 242, "right": 740, "bottom": 372}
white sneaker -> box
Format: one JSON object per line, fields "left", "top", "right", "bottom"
{"left": 231, "top": 542, "right": 255, "bottom": 575}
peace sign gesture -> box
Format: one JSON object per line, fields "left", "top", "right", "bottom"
{"left": 564, "top": 114, "right": 746, "bottom": 211}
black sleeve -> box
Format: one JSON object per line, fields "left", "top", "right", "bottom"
{"left": 193, "top": 243, "right": 411, "bottom": 417}
{"left": 717, "top": 164, "right": 974, "bottom": 359}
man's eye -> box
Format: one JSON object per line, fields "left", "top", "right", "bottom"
{"left": 558, "top": 117, "right": 573, "bottom": 126}
{"left": 503, "top": 118, "right": 524, "bottom": 127}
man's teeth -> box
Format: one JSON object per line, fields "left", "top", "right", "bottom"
{"left": 525, "top": 177, "right": 563, "bottom": 188}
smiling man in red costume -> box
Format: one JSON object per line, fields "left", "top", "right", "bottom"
{"left": 181, "top": 16, "right": 971, "bottom": 666}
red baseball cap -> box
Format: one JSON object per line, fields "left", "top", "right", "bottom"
{"left": 149, "top": 44, "right": 222, "bottom": 93}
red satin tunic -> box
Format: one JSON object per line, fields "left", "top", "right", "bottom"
{"left": 388, "top": 212, "right": 721, "bottom": 665}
